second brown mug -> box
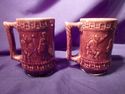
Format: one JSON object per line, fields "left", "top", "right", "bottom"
{"left": 65, "top": 18, "right": 117, "bottom": 75}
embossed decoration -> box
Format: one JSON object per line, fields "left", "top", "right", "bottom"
{"left": 80, "top": 21, "right": 117, "bottom": 31}
{"left": 17, "top": 20, "right": 53, "bottom": 31}
{"left": 18, "top": 19, "right": 55, "bottom": 74}
{"left": 85, "top": 33, "right": 110, "bottom": 60}
{"left": 80, "top": 59, "right": 110, "bottom": 71}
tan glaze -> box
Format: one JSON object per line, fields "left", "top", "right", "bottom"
{"left": 3, "top": 18, "right": 55, "bottom": 77}
{"left": 65, "top": 18, "right": 117, "bottom": 75}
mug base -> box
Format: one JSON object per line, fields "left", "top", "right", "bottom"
{"left": 25, "top": 69, "right": 56, "bottom": 77}
{"left": 81, "top": 67, "right": 107, "bottom": 76}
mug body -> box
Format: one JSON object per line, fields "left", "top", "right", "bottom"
{"left": 16, "top": 18, "right": 55, "bottom": 76}
{"left": 79, "top": 18, "right": 117, "bottom": 74}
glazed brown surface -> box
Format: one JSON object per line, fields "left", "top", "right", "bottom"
{"left": 66, "top": 18, "right": 117, "bottom": 74}
{"left": 3, "top": 18, "right": 55, "bottom": 76}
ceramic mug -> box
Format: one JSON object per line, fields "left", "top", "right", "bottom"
{"left": 65, "top": 18, "right": 117, "bottom": 75}
{"left": 3, "top": 18, "right": 55, "bottom": 76}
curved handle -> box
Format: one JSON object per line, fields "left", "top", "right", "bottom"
{"left": 65, "top": 22, "right": 81, "bottom": 62}
{"left": 3, "top": 21, "right": 22, "bottom": 62}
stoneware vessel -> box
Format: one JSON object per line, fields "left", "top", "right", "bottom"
{"left": 65, "top": 18, "right": 117, "bottom": 75}
{"left": 3, "top": 18, "right": 55, "bottom": 76}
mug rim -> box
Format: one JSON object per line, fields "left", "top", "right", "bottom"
{"left": 16, "top": 17, "right": 54, "bottom": 21}
{"left": 80, "top": 18, "right": 117, "bottom": 21}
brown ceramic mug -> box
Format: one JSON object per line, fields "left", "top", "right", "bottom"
{"left": 65, "top": 18, "right": 117, "bottom": 75}
{"left": 3, "top": 18, "right": 55, "bottom": 76}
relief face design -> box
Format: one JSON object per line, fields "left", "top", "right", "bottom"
{"left": 18, "top": 20, "right": 55, "bottom": 72}
{"left": 79, "top": 21, "right": 116, "bottom": 72}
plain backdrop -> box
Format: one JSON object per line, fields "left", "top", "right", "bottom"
{"left": 0, "top": 0, "right": 125, "bottom": 50}
{"left": 0, "top": 1, "right": 125, "bottom": 94}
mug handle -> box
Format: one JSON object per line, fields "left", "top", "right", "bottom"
{"left": 65, "top": 22, "right": 81, "bottom": 63}
{"left": 3, "top": 21, "right": 22, "bottom": 62}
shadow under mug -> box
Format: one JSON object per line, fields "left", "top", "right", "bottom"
{"left": 3, "top": 18, "right": 55, "bottom": 76}
{"left": 65, "top": 18, "right": 117, "bottom": 75}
